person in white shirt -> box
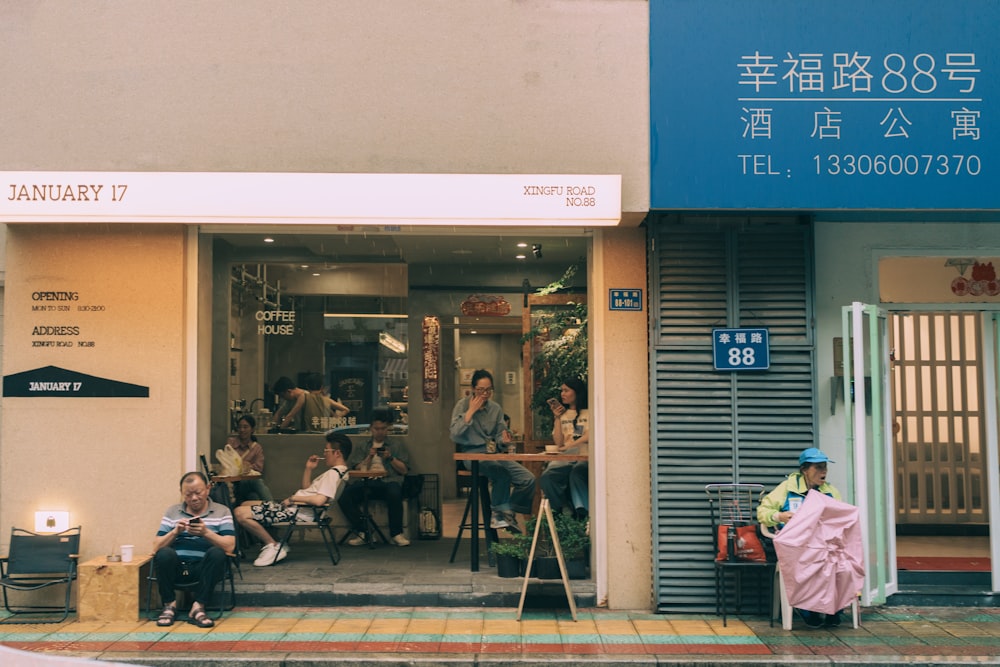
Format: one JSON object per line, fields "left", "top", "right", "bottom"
{"left": 235, "top": 432, "right": 352, "bottom": 566}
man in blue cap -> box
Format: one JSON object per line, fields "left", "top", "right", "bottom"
{"left": 758, "top": 447, "right": 843, "bottom": 628}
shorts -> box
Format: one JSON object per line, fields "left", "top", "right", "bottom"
{"left": 248, "top": 501, "right": 300, "bottom": 525}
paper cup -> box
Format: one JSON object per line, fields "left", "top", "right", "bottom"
{"left": 121, "top": 545, "right": 134, "bottom": 563}
{"left": 545, "top": 445, "right": 559, "bottom": 454}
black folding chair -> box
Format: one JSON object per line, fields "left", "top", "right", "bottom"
{"left": 0, "top": 526, "right": 81, "bottom": 624}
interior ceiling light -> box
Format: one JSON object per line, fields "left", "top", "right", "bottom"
{"left": 515, "top": 254, "right": 526, "bottom": 260}
{"left": 516, "top": 242, "right": 528, "bottom": 248}
{"left": 263, "top": 237, "right": 275, "bottom": 243}
{"left": 312, "top": 272, "right": 321, "bottom": 276}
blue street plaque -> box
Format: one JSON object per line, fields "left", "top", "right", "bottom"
{"left": 609, "top": 288, "right": 643, "bottom": 311}
{"left": 713, "top": 328, "right": 770, "bottom": 371}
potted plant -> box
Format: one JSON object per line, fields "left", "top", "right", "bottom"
{"left": 525, "top": 513, "right": 590, "bottom": 580}
{"left": 489, "top": 536, "right": 528, "bottom": 578}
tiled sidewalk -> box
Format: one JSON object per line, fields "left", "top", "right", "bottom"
{"left": 3, "top": 606, "right": 1000, "bottom": 665}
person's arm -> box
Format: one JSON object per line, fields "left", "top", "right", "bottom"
{"left": 324, "top": 396, "right": 350, "bottom": 415}
{"left": 551, "top": 403, "right": 567, "bottom": 446}
{"left": 295, "top": 454, "right": 320, "bottom": 492}
{"left": 278, "top": 391, "right": 306, "bottom": 428}
{"left": 242, "top": 442, "right": 265, "bottom": 473}
{"left": 152, "top": 516, "right": 185, "bottom": 553}
{"left": 286, "top": 467, "right": 342, "bottom": 506}
{"left": 380, "top": 442, "right": 409, "bottom": 476}
{"left": 757, "top": 481, "right": 791, "bottom": 527}
{"left": 188, "top": 517, "right": 236, "bottom": 553}
{"left": 449, "top": 397, "right": 474, "bottom": 439}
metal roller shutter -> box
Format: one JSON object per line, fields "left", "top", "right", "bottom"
{"left": 649, "top": 215, "right": 815, "bottom": 613}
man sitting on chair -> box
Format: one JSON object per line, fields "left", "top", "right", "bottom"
{"left": 153, "top": 471, "right": 236, "bottom": 628}
{"left": 235, "top": 432, "right": 352, "bottom": 566}
{"left": 339, "top": 407, "right": 412, "bottom": 547}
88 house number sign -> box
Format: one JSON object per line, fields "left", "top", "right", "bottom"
{"left": 712, "top": 328, "right": 770, "bottom": 371}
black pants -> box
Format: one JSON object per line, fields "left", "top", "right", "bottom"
{"left": 153, "top": 546, "right": 226, "bottom": 606}
{"left": 339, "top": 480, "right": 404, "bottom": 536}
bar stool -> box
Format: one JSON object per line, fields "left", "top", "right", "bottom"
{"left": 449, "top": 469, "right": 499, "bottom": 566}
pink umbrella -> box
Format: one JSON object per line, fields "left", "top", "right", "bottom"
{"left": 772, "top": 489, "right": 865, "bottom": 615}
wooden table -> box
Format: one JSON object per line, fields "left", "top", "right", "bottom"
{"left": 452, "top": 452, "right": 587, "bottom": 572}
{"left": 78, "top": 554, "right": 154, "bottom": 621}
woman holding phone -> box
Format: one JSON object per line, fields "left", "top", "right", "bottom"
{"left": 538, "top": 377, "right": 589, "bottom": 519}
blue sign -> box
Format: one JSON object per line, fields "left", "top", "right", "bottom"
{"left": 609, "top": 288, "right": 643, "bottom": 311}
{"left": 650, "top": 0, "right": 997, "bottom": 209}
{"left": 713, "top": 328, "right": 770, "bottom": 371}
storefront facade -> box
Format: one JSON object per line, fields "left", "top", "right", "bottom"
{"left": 0, "top": 3, "right": 653, "bottom": 610}
{"left": 649, "top": 0, "right": 1000, "bottom": 611}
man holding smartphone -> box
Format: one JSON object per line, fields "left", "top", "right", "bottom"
{"left": 152, "top": 472, "right": 235, "bottom": 628}
{"left": 339, "top": 408, "right": 412, "bottom": 547}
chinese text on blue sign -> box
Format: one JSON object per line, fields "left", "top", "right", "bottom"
{"left": 609, "top": 289, "right": 643, "bottom": 311}
{"left": 713, "top": 328, "right": 770, "bottom": 371}
{"left": 650, "top": 0, "right": 996, "bottom": 209}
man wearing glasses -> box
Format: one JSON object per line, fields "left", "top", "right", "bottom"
{"left": 234, "top": 432, "right": 352, "bottom": 566}
{"left": 450, "top": 369, "right": 535, "bottom": 532}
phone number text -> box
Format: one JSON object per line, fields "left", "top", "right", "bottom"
{"left": 814, "top": 154, "right": 981, "bottom": 176}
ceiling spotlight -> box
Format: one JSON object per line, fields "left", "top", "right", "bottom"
{"left": 531, "top": 244, "right": 543, "bottom": 259}
{"left": 517, "top": 242, "right": 528, "bottom": 248}
{"left": 515, "top": 254, "right": 526, "bottom": 260}
{"left": 264, "top": 237, "right": 275, "bottom": 243}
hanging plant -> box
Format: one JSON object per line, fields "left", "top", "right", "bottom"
{"left": 521, "top": 264, "right": 588, "bottom": 437}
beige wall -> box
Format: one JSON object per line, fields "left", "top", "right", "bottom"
{"left": 591, "top": 227, "right": 651, "bottom": 609}
{"left": 0, "top": 1, "right": 650, "bottom": 216}
{"left": 0, "top": 1, "right": 655, "bottom": 608}
{"left": 1, "top": 225, "right": 190, "bottom": 559}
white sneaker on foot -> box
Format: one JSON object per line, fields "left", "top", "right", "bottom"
{"left": 253, "top": 542, "right": 279, "bottom": 566}
{"left": 274, "top": 543, "right": 290, "bottom": 563}
{"left": 490, "top": 512, "right": 509, "bottom": 529}
{"left": 391, "top": 533, "right": 411, "bottom": 547}
{"left": 346, "top": 532, "right": 367, "bottom": 547}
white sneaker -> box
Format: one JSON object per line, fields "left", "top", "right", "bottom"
{"left": 253, "top": 543, "right": 279, "bottom": 566}
{"left": 346, "top": 532, "right": 367, "bottom": 547}
{"left": 490, "top": 512, "right": 509, "bottom": 530}
{"left": 391, "top": 533, "right": 410, "bottom": 547}
{"left": 274, "top": 543, "right": 290, "bottom": 563}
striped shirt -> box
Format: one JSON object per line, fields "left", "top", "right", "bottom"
{"left": 156, "top": 499, "right": 235, "bottom": 561}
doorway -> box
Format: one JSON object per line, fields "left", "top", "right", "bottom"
{"left": 891, "top": 311, "right": 991, "bottom": 565}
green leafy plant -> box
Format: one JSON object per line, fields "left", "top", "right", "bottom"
{"left": 489, "top": 535, "right": 530, "bottom": 559}
{"left": 522, "top": 513, "right": 590, "bottom": 561}
{"left": 521, "top": 263, "right": 588, "bottom": 437}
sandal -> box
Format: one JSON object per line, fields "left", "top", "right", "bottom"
{"left": 156, "top": 605, "right": 176, "bottom": 627}
{"left": 188, "top": 606, "right": 215, "bottom": 628}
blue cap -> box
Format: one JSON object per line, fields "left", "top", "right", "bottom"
{"left": 799, "top": 447, "right": 833, "bottom": 465}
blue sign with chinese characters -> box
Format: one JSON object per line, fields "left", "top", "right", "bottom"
{"left": 609, "top": 288, "right": 643, "bottom": 311}
{"left": 713, "top": 328, "right": 770, "bottom": 371}
{"left": 650, "top": 0, "right": 997, "bottom": 209}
